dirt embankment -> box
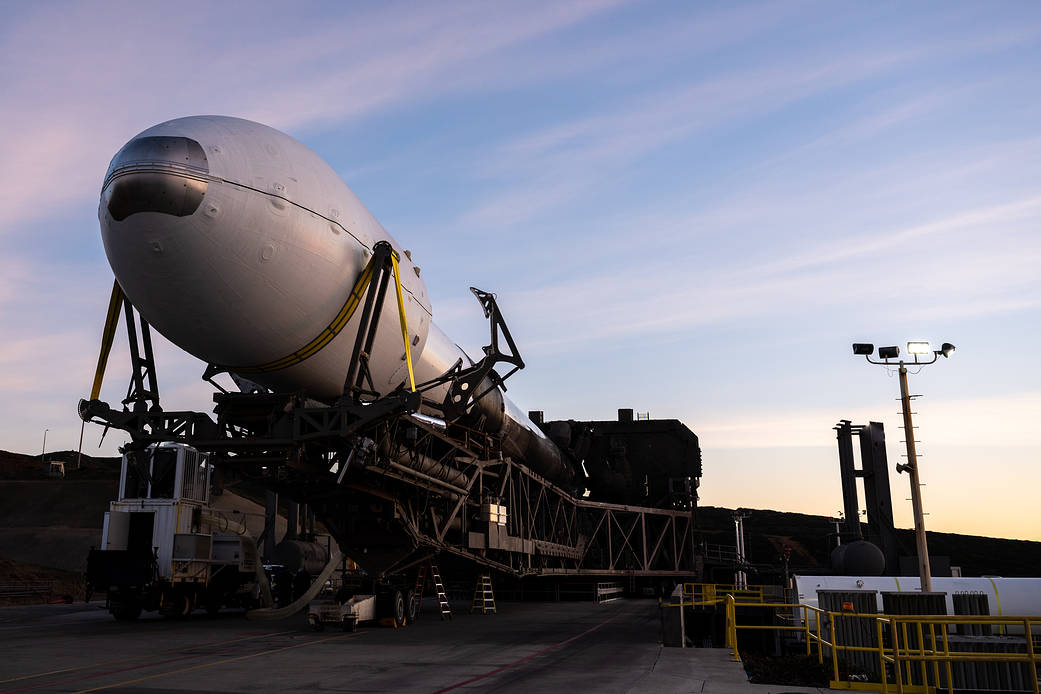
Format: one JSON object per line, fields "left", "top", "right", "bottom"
{"left": 0, "top": 480, "right": 118, "bottom": 573}
{"left": 0, "top": 557, "right": 84, "bottom": 606}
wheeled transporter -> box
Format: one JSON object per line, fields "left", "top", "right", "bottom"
{"left": 86, "top": 443, "right": 262, "bottom": 620}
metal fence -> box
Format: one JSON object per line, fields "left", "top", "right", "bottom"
{"left": 663, "top": 585, "right": 1041, "bottom": 694}
{"left": 0, "top": 582, "right": 55, "bottom": 599}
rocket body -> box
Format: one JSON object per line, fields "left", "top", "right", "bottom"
{"left": 99, "top": 116, "right": 570, "bottom": 484}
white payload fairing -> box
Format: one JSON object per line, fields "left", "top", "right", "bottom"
{"left": 99, "top": 116, "right": 570, "bottom": 484}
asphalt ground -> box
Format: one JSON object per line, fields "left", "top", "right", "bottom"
{"left": 0, "top": 599, "right": 838, "bottom": 693}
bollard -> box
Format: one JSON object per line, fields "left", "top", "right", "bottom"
{"left": 679, "top": 598, "right": 686, "bottom": 648}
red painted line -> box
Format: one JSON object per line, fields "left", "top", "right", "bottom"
{"left": 431, "top": 614, "right": 620, "bottom": 693}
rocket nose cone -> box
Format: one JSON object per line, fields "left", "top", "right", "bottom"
{"left": 102, "top": 136, "right": 210, "bottom": 221}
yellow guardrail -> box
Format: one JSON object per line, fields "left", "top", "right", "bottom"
{"left": 683, "top": 582, "right": 770, "bottom": 606}
{"left": 663, "top": 592, "right": 1041, "bottom": 694}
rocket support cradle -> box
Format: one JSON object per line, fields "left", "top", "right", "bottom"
{"left": 81, "top": 116, "right": 698, "bottom": 580}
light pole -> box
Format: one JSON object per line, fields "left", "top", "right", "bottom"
{"left": 852, "top": 341, "right": 955, "bottom": 593}
{"left": 41, "top": 428, "right": 50, "bottom": 462}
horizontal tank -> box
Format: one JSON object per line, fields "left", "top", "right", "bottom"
{"left": 793, "top": 575, "right": 1041, "bottom": 616}
{"left": 272, "top": 540, "right": 331, "bottom": 575}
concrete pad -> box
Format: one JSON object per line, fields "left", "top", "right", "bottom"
{"left": 0, "top": 599, "right": 878, "bottom": 693}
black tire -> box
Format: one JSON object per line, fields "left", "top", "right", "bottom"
{"left": 342, "top": 617, "right": 357, "bottom": 632}
{"left": 405, "top": 590, "right": 418, "bottom": 624}
{"left": 162, "top": 593, "right": 191, "bottom": 619}
{"left": 391, "top": 589, "right": 405, "bottom": 627}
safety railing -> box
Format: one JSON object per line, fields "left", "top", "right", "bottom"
{"left": 882, "top": 614, "right": 1040, "bottom": 694}
{"left": 683, "top": 582, "right": 779, "bottom": 606}
{"left": 717, "top": 594, "right": 1041, "bottom": 694}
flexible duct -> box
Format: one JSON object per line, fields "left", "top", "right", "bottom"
{"left": 246, "top": 549, "right": 343, "bottom": 620}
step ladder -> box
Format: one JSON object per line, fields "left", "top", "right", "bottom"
{"left": 414, "top": 561, "right": 452, "bottom": 620}
{"left": 413, "top": 563, "right": 428, "bottom": 618}
{"left": 431, "top": 563, "right": 452, "bottom": 620}
{"left": 470, "top": 573, "right": 496, "bottom": 615}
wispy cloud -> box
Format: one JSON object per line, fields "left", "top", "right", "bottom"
{"left": 0, "top": 0, "right": 627, "bottom": 234}
{"left": 744, "top": 195, "right": 1041, "bottom": 279}
{"left": 460, "top": 193, "right": 1041, "bottom": 356}
{"left": 457, "top": 23, "right": 1041, "bottom": 228}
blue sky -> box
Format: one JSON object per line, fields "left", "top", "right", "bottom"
{"left": 2, "top": 1, "right": 1039, "bottom": 541}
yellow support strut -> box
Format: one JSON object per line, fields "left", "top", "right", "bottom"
{"left": 390, "top": 251, "right": 416, "bottom": 392}
{"left": 89, "top": 279, "right": 125, "bottom": 400}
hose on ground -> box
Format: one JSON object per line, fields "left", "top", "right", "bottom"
{"left": 245, "top": 549, "right": 343, "bottom": 621}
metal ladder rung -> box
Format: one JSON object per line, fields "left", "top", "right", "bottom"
{"left": 430, "top": 563, "right": 452, "bottom": 620}
{"left": 471, "top": 574, "right": 496, "bottom": 614}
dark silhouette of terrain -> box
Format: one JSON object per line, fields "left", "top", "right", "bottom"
{"left": 1, "top": 449, "right": 1038, "bottom": 579}
{"left": 697, "top": 506, "right": 1041, "bottom": 578}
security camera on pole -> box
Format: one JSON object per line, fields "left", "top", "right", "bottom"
{"left": 851, "top": 341, "right": 955, "bottom": 593}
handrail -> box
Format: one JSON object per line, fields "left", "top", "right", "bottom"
{"left": 668, "top": 595, "right": 1041, "bottom": 694}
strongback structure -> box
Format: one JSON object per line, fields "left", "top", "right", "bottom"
{"left": 834, "top": 421, "right": 900, "bottom": 574}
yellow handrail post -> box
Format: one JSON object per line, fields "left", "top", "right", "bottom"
{"left": 915, "top": 621, "right": 927, "bottom": 689}
{"left": 901, "top": 621, "right": 911, "bottom": 688}
{"left": 830, "top": 613, "right": 840, "bottom": 686}
{"left": 877, "top": 617, "right": 889, "bottom": 694}
{"left": 816, "top": 609, "right": 824, "bottom": 664}
{"left": 932, "top": 620, "right": 949, "bottom": 690}
{"left": 1025, "top": 617, "right": 1039, "bottom": 694}
{"left": 727, "top": 594, "right": 741, "bottom": 662}
{"left": 940, "top": 622, "right": 952, "bottom": 693}
{"left": 894, "top": 618, "right": 905, "bottom": 694}
{"left": 803, "top": 605, "right": 811, "bottom": 657}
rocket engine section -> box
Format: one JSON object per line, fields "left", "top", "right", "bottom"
{"left": 97, "top": 116, "right": 573, "bottom": 487}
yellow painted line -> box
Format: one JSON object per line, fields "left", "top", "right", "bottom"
{"left": 894, "top": 576, "right": 901, "bottom": 592}
{"left": 0, "top": 629, "right": 297, "bottom": 684}
{"left": 73, "top": 630, "right": 366, "bottom": 693}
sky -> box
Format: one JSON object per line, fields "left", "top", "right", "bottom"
{"left": 2, "top": 0, "right": 1040, "bottom": 543}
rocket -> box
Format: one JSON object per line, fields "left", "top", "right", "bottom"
{"left": 99, "top": 116, "right": 571, "bottom": 485}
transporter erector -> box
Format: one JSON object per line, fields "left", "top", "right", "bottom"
{"left": 81, "top": 116, "right": 702, "bottom": 594}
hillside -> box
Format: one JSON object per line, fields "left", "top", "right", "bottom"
{"left": 0, "top": 448, "right": 121, "bottom": 480}
{"left": 1, "top": 449, "right": 1037, "bottom": 580}
{"left": 697, "top": 506, "right": 1041, "bottom": 578}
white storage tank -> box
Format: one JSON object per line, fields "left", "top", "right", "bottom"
{"left": 793, "top": 575, "right": 1041, "bottom": 616}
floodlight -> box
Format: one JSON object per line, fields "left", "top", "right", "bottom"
{"left": 940, "top": 342, "right": 955, "bottom": 358}
{"left": 852, "top": 343, "right": 874, "bottom": 355}
{"left": 907, "top": 341, "right": 931, "bottom": 354}
{"left": 878, "top": 346, "right": 900, "bottom": 359}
